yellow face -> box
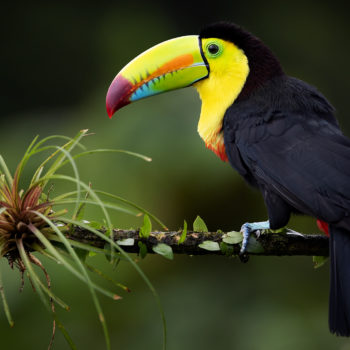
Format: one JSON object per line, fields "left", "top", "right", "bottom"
{"left": 194, "top": 38, "right": 249, "bottom": 150}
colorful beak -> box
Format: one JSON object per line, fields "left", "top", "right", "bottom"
{"left": 106, "top": 35, "right": 209, "bottom": 118}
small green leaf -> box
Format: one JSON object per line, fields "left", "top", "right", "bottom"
{"left": 178, "top": 220, "right": 187, "bottom": 244}
{"left": 245, "top": 235, "right": 264, "bottom": 253}
{"left": 193, "top": 216, "right": 208, "bottom": 232}
{"left": 74, "top": 247, "right": 89, "bottom": 262}
{"left": 223, "top": 231, "right": 243, "bottom": 244}
{"left": 220, "top": 242, "right": 234, "bottom": 256}
{"left": 87, "top": 221, "right": 104, "bottom": 230}
{"left": 227, "top": 231, "right": 242, "bottom": 238}
{"left": 140, "top": 214, "right": 152, "bottom": 238}
{"left": 220, "top": 241, "right": 228, "bottom": 254}
{"left": 152, "top": 243, "right": 173, "bottom": 260}
{"left": 313, "top": 255, "right": 329, "bottom": 269}
{"left": 104, "top": 243, "right": 112, "bottom": 262}
{"left": 138, "top": 241, "right": 147, "bottom": 259}
{"left": 117, "top": 238, "right": 135, "bottom": 246}
{"left": 199, "top": 240, "right": 220, "bottom": 251}
{"left": 222, "top": 237, "right": 240, "bottom": 244}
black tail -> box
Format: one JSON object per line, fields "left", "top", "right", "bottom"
{"left": 329, "top": 225, "right": 350, "bottom": 336}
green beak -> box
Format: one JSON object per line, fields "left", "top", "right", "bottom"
{"left": 106, "top": 35, "right": 208, "bottom": 117}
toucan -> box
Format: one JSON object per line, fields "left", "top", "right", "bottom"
{"left": 106, "top": 22, "right": 350, "bottom": 336}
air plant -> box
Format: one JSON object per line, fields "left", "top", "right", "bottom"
{"left": 0, "top": 130, "right": 167, "bottom": 350}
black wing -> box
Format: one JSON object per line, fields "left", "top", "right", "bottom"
{"left": 223, "top": 79, "right": 350, "bottom": 229}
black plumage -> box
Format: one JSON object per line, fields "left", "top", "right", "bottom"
{"left": 223, "top": 76, "right": 350, "bottom": 230}
{"left": 204, "top": 23, "right": 350, "bottom": 336}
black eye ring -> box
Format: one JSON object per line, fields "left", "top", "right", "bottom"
{"left": 208, "top": 43, "right": 219, "bottom": 55}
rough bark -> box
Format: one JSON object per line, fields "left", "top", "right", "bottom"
{"left": 67, "top": 227, "right": 329, "bottom": 257}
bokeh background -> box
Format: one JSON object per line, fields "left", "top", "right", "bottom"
{"left": 1, "top": 1, "right": 350, "bottom": 349}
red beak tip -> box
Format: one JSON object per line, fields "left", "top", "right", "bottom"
{"left": 106, "top": 104, "right": 114, "bottom": 119}
{"left": 107, "top": 108, "right": 113, "bottom": 119}
{"left": 106, "top": 74, "right": 134, "bottom": 118}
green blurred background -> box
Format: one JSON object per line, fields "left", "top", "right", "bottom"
{"left": 1, "top": 1, "right": 350, "bottom": 349}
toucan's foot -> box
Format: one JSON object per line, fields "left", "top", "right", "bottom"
{"left": 240, "top": 220, "right": 270, "bottom": 255}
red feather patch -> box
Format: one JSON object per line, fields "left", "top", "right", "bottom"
{"left": 205, "top": 131, "right": 228, "bottom": 162}
{"left": 317, "top": 219, "right": 329, "bottom": 236}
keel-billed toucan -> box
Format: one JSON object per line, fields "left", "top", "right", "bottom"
{"left": 106, "top": 22, "right": 350, "bottom": 336}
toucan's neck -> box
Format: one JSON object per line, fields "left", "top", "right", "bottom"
{"left": 196, "top": 22, "right": 284, "bottom": 160}
{"left": 236, "top": 43, "right": 284, "bottom": 101}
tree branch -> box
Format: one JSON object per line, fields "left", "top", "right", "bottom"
{"left": 67, "top": 227, "right": 329, "bottom": 257}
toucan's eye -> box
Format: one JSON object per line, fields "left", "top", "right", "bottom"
{"left": 205, "top": 41, "right": 223, "bottom": 58}
{"left": 208, "top": 44, "right": 219, "bottom": 54}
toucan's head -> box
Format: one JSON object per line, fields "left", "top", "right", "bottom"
{"left": 106, "top": 22, "right": 283, "bottom": 160}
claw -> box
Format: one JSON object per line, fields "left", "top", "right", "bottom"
{"left": 239, "top": 253, "right": 250, "bottom": 263}
{"left": 240, "top": 223, "right": 252, "bottom": 255}
{"left": 239, "top": 220, "right": 270, "bottom": 255}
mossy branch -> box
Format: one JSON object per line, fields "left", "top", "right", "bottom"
{"left": 67, "top": 227, "right": 329, "bottom": 257}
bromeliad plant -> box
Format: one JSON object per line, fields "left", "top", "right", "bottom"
{"left": 0, "top": 129, "right": 167, "bottom": 350}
